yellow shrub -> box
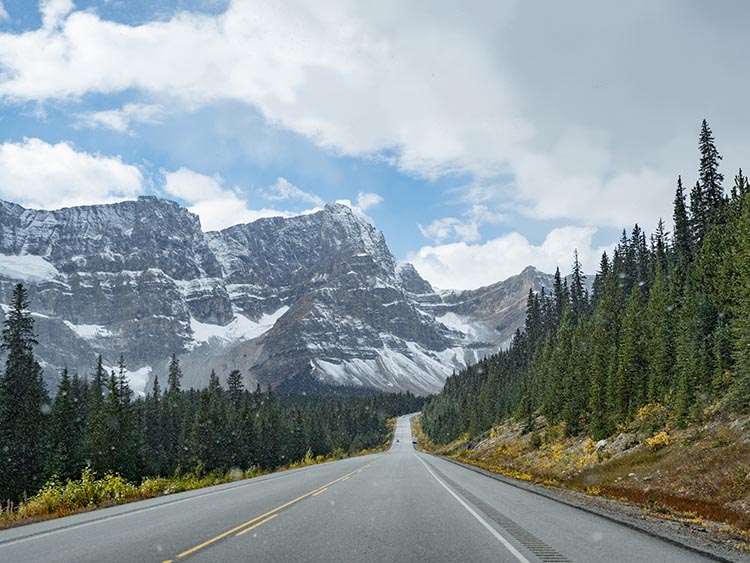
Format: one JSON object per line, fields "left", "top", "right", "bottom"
{"left": 645, "top": 431, "right": 671, "bottom": 451}
{"left": 583, "top": 438, "right": 596, "bottom": 454}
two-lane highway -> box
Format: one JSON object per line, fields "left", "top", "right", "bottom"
{"left": 0, "top": 416, "right": 721, "bottom": 562}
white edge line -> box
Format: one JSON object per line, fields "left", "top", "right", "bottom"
{"left": 417, "top": 455, "right": 531, "bottom": 563}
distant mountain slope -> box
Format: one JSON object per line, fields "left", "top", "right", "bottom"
{"left": 0, "top": 196, "right": 555, "bottom": 395}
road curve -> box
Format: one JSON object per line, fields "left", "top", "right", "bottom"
{"left": 0, "top": 415, "right": 722, "bottom": 562}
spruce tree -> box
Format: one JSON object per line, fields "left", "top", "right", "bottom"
{"left": 83, "top": 356, "right": 108, "bottom": 474}
{"left": 0, "top": 284, "right": 50, "bottom": 503}
{"left": 698, "top": 119, "right": 725, "bottom": 228}
{"left": 227, "top": 369, "right": 243, "bottom": 408}
{"left": 615, "top": 287, "right": 648, "bottom": 418}
{"left": 47, "top": 368, "right": 84, "bottom": 480}
{"left": 569, "top": 250, "right": 587, "bottom": 318}
{"left": 644, "top": 268, "right": 673, "bottom": 402}
{"left": 689, "top": 184, "right": 707, "bottom": 249}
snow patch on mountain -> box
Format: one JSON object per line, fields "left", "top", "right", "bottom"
{"left": 312, "top": 341, "right": 483, "bottom": 395}
{"left": 436, "top": 312, "right": 478, "bottom": 338}
{"left": 190, "top": 306, "right": 289, "bottom": 345}
{"left": 0, "top": 254, "right": 60, "bottom": 282}
{"left": 63, "top": 321, "right": 114, "bottom": 340}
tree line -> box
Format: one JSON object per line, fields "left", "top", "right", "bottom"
{"left": 0, "top": 286, "right": 423, "bottom": 504}
{"left": 422, "top": 120, "right": 750, "bottom": 444}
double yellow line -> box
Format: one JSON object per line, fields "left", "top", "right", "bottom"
{"left": 164, "top": 462, "right": 372, "bottom": 561}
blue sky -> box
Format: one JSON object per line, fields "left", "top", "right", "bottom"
{"left": 0, "top": 1, "right": 747, "bottom": 289}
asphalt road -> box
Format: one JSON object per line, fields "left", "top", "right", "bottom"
{"left": 0, "top": 415, "right": 722, "bottom": 562}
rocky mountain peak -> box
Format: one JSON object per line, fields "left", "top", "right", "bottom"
{"left": 0, "top": 196, "right": 552, "bottom": 396}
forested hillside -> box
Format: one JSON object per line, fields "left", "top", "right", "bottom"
{"left": 0, "top": 286, "right": 422, "bottom": 506}
{"left": 422, "top": 120, "right": 750, "bottom": 444}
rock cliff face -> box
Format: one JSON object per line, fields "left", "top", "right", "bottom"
{"left": 0, "top": 197, "right": 554, "bottom": 396}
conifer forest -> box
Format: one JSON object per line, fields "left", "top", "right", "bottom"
{"left": 422, "top": 120, "right": 750, "bottom": 444}
{"left": 0, "top": 288, "right": 422, "bottom": 505}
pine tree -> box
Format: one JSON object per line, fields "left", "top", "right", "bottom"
{"left": 227, "top": 369, "right": 244, "bottom": 408}
{"left": 163, "top": 354, "right": 184, "bottom": 474}
{"left": 728, "top": 182, "right": 750, "bottom": 409}
{"left": 569, "top": 250, "right": 587, "bottom": 318}
{"left": 47, "top": 368, "right": 84, "bottom": 480}
{"left": 167, "top": 353, "right": 182, "bottom": 393}
{"left": 615, "top": 287, "right": 648, "bottom": 419}
{"left": 591, "top": 252, "right": 610, "bottom": 306}
{"left": 0, "top": 284, "right": 50, "bottom": 503}
{"left": 690, "top": 180, "right": 709, "bottom": 247}
{"left": 698, "top": 119, "right": 725, "bottom": 228}
{"left": 673, "top": 176, "right": 692, "bottom": 266}
{"left": 651, "top": 219, "right": 669, "bottom": 274}
{"left": 83, "top": 356, "right": 109, "bottom": 475}
{"left": 552, "top": 268, "right": 566, "bottom": 326}
{"left": 645, "top": 268, "right": 673, "bottom": 402}
{"left": 190, "top": 371, "right": 229, "bottom": 473}
{"left": 142, "top": 374, "right": 166, "bottom": 476}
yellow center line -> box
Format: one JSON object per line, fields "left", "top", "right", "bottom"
{"left": 340, "top": 476, "right": 350, "bottom": 481}
{"left": 311, "top": 487, "right": 328, "bottom": 496}
{"left": 175, "top": 462, "right": 372, "bottom": 559}
{"left": 235, "top": 513, "right": 278, "bottom": 537}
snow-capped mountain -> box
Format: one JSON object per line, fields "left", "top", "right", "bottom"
{"left": 0, "top": 197, "right": 554, "bottom": 395}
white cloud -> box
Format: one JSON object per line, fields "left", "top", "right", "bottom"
{"left": 0, "top": 1, "right": 527, "bottom": 180}
{"left": 356, "top": 192, "right": 383, "bottom": 211}
{"left": 261, "top": 177, "right": 324, "bottom": 207}
{"left": 0, "top": 137, "right": 143, "bottom": 209}
{"left": 162, "top": 168, "right": 318, "bottom": 231}
{"left": 41, "top": 0, "right": 73, "bottom": 29}
{"left": 408, "top": 226, "right": 614, "bottom": 291}
{"left": 0, "top": 1, "right": 729, "bottom": 237}
{"left": 419, "top": 204, "right": 504, "bottom": 244}
{"left": 75, "top": 103, "right": 165, "bottom": 133}
{"left": 419, "top": 217, "right": 480, "bottom": 244}
{"left": 0, "top": 2, "right": 8, "bottom": 21}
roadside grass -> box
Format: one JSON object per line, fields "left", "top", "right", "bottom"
{"left": 0, "top": 418, "right": 397, "bottom": 529}
{"left": 416, "top": 408, "right": 750, "bottom": 547}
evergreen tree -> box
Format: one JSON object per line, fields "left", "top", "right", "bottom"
{"left": 644, "top": 268, "right": 673, "bottom": 402}
{"left": 83, "top": 356, "right": 109, "bottom": 474}
{"left": 0, "top": 284, "right": 49, "bottom": 503}
{"left": 690, "top": 180, "right": 709, "bottom": 247}
{"left": 167, "top": 353, "right": 182, "bottom": 393}
{"left": 615, "top": 287, "right": 647, "bottom": 418}
{"left": 569, "top": 250, "right": 587, "bottom": 318}
{"left": 189, "top": 371, "right": 229, "bottom": 473}
{"left": 47, "top": 368, "right": 84, "bottom": 480}
{"left": 698, "top": 119, "right": 725, "bottom": 228}
{"left": 227, "top": 369, "right": 244, "bottom": 408}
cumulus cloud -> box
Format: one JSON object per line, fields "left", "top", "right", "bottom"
{"left": 162, "top": 168, "right": 319, "bottom": 231}
{"left": 75, "top": 103, "right": 165, "bottom": 133}
{"left": 0, "top": 137, "right": 143, "bottom": 209}
{"left": 0, "top": 1, "right": 527, "bottom": 180}
{"left": 419, "top": 204, "right": 505, "bottom": 244}
{"left": 0, "top": 1, "right": 743, "bottom": 248}
{"left": 261, "top": 177, "right": 324, "bottom": 207}
{"left": 40, "top": 0, "right": 73, "bottom": 29}
{"left": 408, "top": 226, "right": 614, "bottom": 291}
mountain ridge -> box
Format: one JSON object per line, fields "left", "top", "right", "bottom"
{"left": 0, "top": 196, "right": 556, "bottom": 395}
